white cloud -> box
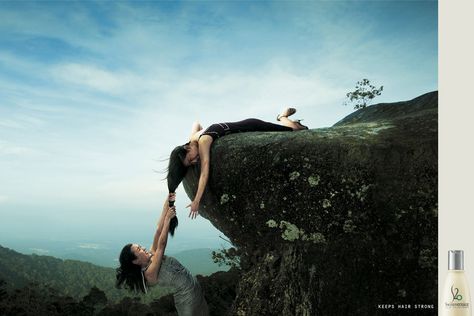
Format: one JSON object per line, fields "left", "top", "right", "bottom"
{"left": 51, "top": 63, "right": 128, "bottom": 93}
{"left": 0, "top": 141, "right": 37, "bottom": 156}
{"left": 77, "top": 243, "right": 102, "bottom": 250}
{"left": 30, "top": 248, "right": 50, "bottom": 254}
{"left": 0, "top": 119, "right": 24, "bottom": 129}
{"left": 0, "top": 114, "right": 46, "bottom": 130}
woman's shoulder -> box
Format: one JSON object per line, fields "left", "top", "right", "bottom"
{"left": 190, "top": 129, "right": 204, "bottom": 142}
{"left": 197, "top": 133, "right": 213, "bottom": 144}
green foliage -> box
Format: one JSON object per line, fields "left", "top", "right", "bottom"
{"left": 0, "top": 280, "right": 149, "bottom": 316}
{"left": 82, "top": 286, "right": 108, "bottom": 308}
{"left": 0, "top": 279, "right": 6, "bottom": 301}
{"left": 0, "top": 268, "right": 240, "bottom": 316}
{"left": 344, "top": 79, "right": 384, "bottom": 109}
{"left": 0, "top": 280, "right": 93, "bottom": 316}
{"left": 211, "top": 247, "right": 240, "bottom": 269}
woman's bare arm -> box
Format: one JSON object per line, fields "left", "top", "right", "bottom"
{"left": 188, "top": 135, "right": 212, "bottom": 218}
{"left": 151, "top": 193, "right": 175, "bottom": 253}
{"left": 144, "top": 207, "right": 175, "bottom": 284}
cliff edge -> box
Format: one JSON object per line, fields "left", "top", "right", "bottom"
{"left": 183, "top": 91, "right": 438, "bottom": 315}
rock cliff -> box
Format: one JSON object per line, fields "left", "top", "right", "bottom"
{"left": 183, "top": 91, "right": 438, "bottom": 315}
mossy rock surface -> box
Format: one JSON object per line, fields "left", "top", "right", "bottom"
{"left": 183, "top": 91, "right": 438, "bottom": 315}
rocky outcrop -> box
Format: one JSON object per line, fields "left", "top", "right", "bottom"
{"left": 183, "top": 91, "right": 438, "bottom": 315}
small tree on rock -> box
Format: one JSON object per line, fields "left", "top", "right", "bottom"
{"left": 344, "top": 79, "right": 383, "bottom": 110}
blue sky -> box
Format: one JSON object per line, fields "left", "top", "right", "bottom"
{"left": 0, "top": 1, "right": 437, "bottom": 258}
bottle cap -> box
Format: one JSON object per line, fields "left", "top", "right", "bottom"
{"left": 448, "top": 250, "right": 464, "bottom": 270}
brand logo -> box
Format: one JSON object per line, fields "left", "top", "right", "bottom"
{"left": 451, "top": 284, "right": 463, "bottom": 302}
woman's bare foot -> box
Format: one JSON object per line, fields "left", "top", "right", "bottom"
{"left": 277, "top": 107, "right": 297, "bottom": 121}
{"left": 278, "top": 117, "right": 309, "bottom": 131}
{"left": 293, "top": 119, "right": 308, "bottom": 130}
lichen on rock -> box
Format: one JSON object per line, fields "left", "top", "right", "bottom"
{"left": 289, "top": 171, "right": 300, "bottom": 181}
{"left": 342, "top": 219, "right": 357, "bottom": 233}
{"left": 266, "top": 219, "right": 278, "bottom": 228}
{"left": 308, "top": 175, "right": 320, "bottom": 187}
{"left": 220, "top": 194, "right": 230, "bottom": 205}
{"left": 279, "top": 220, "right": 304, "bottom": 241}
{"left": 322, "top": 199, "right": 331, "bottom": 209}
{"left": 301, "top": 232, "right": 327, "bottom": 244}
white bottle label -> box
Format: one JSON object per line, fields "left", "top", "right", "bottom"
{"left": 445, "top": 284, "right": 469, "bottom": 309}
{"left": 443, "top": 274, "right": 471, "bottom": 316}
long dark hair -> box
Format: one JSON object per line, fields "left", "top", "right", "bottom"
{"left": 167, "top": 143, "right": 189, "bottom": 236}
{"left": 115, "top": 244, "right": 147, "bottom": 294}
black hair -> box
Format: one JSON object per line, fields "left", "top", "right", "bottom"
{"left": 166, "top": 143, "right": 189, "bottom": 236}
{"left": 115, "top": 244, "right": 147, "bottom": 294}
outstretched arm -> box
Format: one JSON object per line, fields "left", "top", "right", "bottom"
{"left": 144, "top": 206, "right": 176, "bottom": 284}
{"left": 151, "top": 193, "right": 175, "bottom": 253}
{"left": 187, "top": 135, "right": 212, "bottom": 219}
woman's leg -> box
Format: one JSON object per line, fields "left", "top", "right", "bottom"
{"left": 226, "top": 119, "right": 292, "bottom": 133}
{"left": 222, "top": 116, "right": 307, "bottom": 134}
{"left": 277, "top": 107, "right": 308, "bottom": 130}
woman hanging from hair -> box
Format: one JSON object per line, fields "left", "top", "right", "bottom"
{"left": 116, "top": 193, "right": 209, "bottom": 316}
{"left": 167, "top": 107, "right": 308, "bottom": 220}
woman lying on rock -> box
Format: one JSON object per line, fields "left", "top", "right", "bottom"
{"left": 116, "top": 193, "right": 209, "bottom": 316}
{"left": 167, "top": 108, "right": 308, "bottom": 220}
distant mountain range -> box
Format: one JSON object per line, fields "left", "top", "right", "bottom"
{"left": 0, "top": 238, "right": 230, "bottom": 273}
{"left": 0, "top": 244, "right": 228, "bottom": 303}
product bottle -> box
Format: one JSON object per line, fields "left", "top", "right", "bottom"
{"left": 443, "top": 250, "right": 471, "bottom": 316}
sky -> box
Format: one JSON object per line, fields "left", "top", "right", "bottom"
{"left": 0, "top": 1, "right": 437, "bottom": 258}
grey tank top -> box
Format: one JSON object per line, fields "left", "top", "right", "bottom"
{"left": 154, "top": 256, "right": 208, "bottom": 316}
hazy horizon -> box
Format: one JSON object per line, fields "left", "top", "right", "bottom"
{"left": 0, "top": 237, "right": 229, "bottom": 272}
{"left": 0, "top": 1, "right": 437, "bottom": 261}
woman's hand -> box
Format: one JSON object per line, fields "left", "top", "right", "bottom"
{"left": 186, "top": 200, "right": 199, "bottom": 219}
{"left": 165, "top": 206, "right": 176, "bottom": 220}
{"left": 162, "top": 193, "right": 176, "bottom": 214}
